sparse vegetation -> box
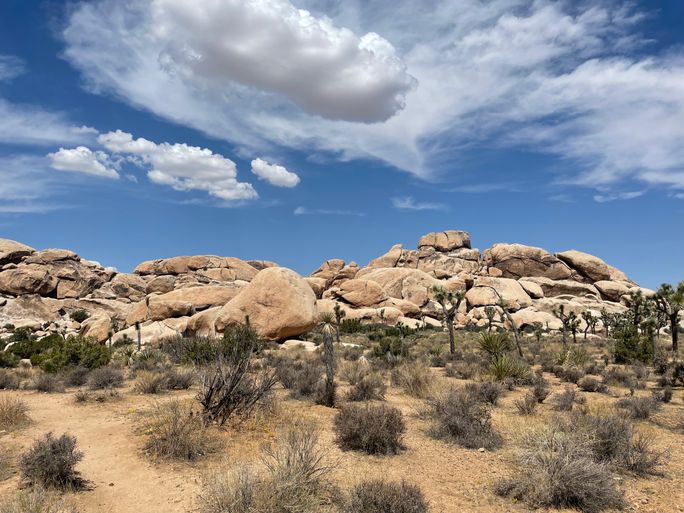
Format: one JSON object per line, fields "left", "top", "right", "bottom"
{"left": 0, "top": 396, "right": 30, "bottom": 432}
{"left": 20, "top": 433, "right": 85, "bottom": 490}
{"left": 334, "top": 404, "right": 406, "bottom": 455}
{"left": 346, "top": 479, "right": 429, "bottom": 513}
{"left": 87, "top": 365, "right": 124, "bottom": 390}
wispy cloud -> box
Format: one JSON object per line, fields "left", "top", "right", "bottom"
{"left": 448, "top": 182, "right": 521, "bottom": 194}
{"left": 593, "top": 190, "right": 645, "bottom": 203}
{"left": 294, "top": 206, "right": 365, "bottom": 216}
{"left": 392, "top": 196, "right": 448, "bottom": 212}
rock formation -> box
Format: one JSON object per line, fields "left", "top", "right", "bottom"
{"left": 0, "top": 230, "right": 653, "bottom": 343}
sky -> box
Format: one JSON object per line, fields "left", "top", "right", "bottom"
{"left": 0, "top": 0, "right": 682, "bottom": 288}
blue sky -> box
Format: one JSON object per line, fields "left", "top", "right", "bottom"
{"left": 0, "top": 0, "right": 682, "bottom": 288}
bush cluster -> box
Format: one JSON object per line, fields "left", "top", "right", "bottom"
{"left": 334, "top": 404, "right": 406, "bottom": 455}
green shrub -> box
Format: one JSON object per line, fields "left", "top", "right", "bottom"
{"left": 488, "top": 355, "right": 530, "bottom": 382}
{"left": 69, "top": 309, "right": 89, "bottom": 323}
{"left": 478, "top": 332, "right": 511, "bottom": 361}
{"left": 34, "top": 335, "right": 109, "bottom": 372}
{"left": 373, "top": 337, "right": 407, "bottom": 358}
{"left": 613, "top": 325, "right": 652, "bottom": 364}
{"left": 340, "top": 318, "right": 364, "bottom": 334}
{"left": 0, "top": 350, "right": 19, "bottom": 368}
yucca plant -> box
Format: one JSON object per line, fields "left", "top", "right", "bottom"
{"left": 318, "top": 312, "right": 336, "bottom": 407}
{"left": 489, "top": 354, "right": 530, "bottom": 381}
{"left": 478, "top": 332, "right": 512, "bottom": 361}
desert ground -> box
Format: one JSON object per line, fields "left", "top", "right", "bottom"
{"left": 1, "top": 327, "right": 683, "bottom": 513}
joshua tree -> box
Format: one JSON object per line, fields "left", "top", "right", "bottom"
{"left": 553, "top": 305, "right": 570, "bottom": 346}
{"left": 627, "top": 290, "right": 646, "bottom": 328}
{"left": 484, "top": 306, "right": 497, "bottom": 333}
{"left": 333, "top": 303, "right": 346, "bottom": 343}
{"left": 580, "top": 311, "right": 598, "bottom": 339}
{"left": 432, "top": 286, "right": 465, "bottom": 354}
{"left": 533, "top": 322, "right": 544, "bottom": 343}
{"left": 654, "top": 281, "right": 684, "bottom": 353}
{"left": 318, "top": 312, "right": 336, "bottom": 407}
{"left": 134, "top": 321, "right": 142, "bottom": 351}
{"left": 567, "top": 312, "right": 581, "bottom": 344}
{"left": 600, "top": 308, "right": 613, "bottom": 337}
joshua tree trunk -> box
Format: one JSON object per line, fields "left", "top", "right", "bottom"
{"left": 323, "top": 331, "right": 335, "bottom": 407}
{"left": 135, "top": 321, "right": 141, "bottom": 351}
{"left": 671, "top": 315, "right": 679, "bottom": 353}
{"left": 446, "top": 314, "right": 456, "bottom": 355}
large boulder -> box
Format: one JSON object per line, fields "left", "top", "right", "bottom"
{"left": 556, "top": 250, "right": 629, "bottom": 283}
{"left": 464, "top": 277, "right": 533, "bottom": 311}
{"left": 483, "top": 243, "right": 575, "bottom": 280}
{"left": 418, "top": 231, "right": 471, "bottom": 252}
{"left": 215, "top": 267, "right": 317, "bottom": 340}
{"left": 330, "top": 279, "right": 388, "bottom": 308}
{"left": 154, "top": 284, "right": 244, "bottom": 311}
{"left": 518, "top": 280, "right": 544, "bottom": 299}
{"left": 0, "top": 266, "right": 58, "bottom": 296}
{"left": 147, "top": 298, "right": 193, "bottom": 321}
{"left": 80, "top": 314, "right": 112, "bottom": 343}
{"left": 90, "top": 273, "right": 147, "bottom": 301}
{"left": 310, "top": 259, "right": 359, "bottom": 287}
{"left": 594, "top": 280, "right": 632, "bottom": 302}
{"left": 355, "top": 267, "right": 443, "bottom": 307}
{"left": 510, "top": 308, "right": 562, "bottom": 331}
{"left": 522, "top": 277, "right": 600, "bottom": 299}
{"left": 0, "top": 239, "right": 35, "bottom": 265}
{"left": 134, "top": 255, "right": 259, "bottom": 281}
{"left": 367, "top": 244, "right": 404, "bottom": 268}
{"left": 185, "top": 307, "right": 221, "bottom": 337}
{"left": 113, "top": 320, "right": 182, "bottom": 345}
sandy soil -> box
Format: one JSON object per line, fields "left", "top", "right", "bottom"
{"left": 1, "top": 370, "right": 683, "bottom": 513}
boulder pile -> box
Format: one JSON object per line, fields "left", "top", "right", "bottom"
{"left": 0, "top": 230, "right": 658, "bottom": 343}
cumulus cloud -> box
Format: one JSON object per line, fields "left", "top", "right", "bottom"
{"left": 48, "top": 146, "right": 119, "bottom": 179}
{"left": 98, "top": 130, "right": 257, "bottom": 201}
{"left": 62, "top": 0, "right": 684, "bottom": 195}
{"left": 392, "top": 196, "right": 448, "bottom": 212}
{"left": 250, "top": 158, "right": 300, "bottom": 188}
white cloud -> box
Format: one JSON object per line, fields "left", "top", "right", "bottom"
{"left": 250, "top": 158, "right": 300, "bottom": 188}
{"left": 48, "top": 147, "right": 119, "bottom": 179}
{"left": 98, "top": 130, "right": 257, "bottom": 201}
{"left": 0, "top": 55, "right": 24, "bottom": 81}
{"left": 593, "top": 190, "right": 645, "bottom": 203}
{"left": 294, "top": 206, "right": 364, "bottom": 216}
{"left": 62, "top": 1, "right": 684, "bottom": 195}
{"left": 392, "top": 196, "right": 448, "bottom": 211}
{"left": 0, "top": 155, "right": 67, "bottom": 213}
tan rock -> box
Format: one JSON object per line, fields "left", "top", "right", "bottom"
{"left": 146, "top": 275, "right": 177, "bottom": 294}
{"left": 0, "top": 239, "right": 35, "bottom": 265}
{"left": 522, "top": 277, "right": 600, "bottom": 298}
{"left": 147, "top": 298, "right": 193, "bottom": 321}
{"left": 335, "top": 279, "right": 388, "bottom": 308}
{"left": 126, "top": 300, "right": 149, "bottom": 325}
{"left": 355, "top": 267, "right": 441, "bottom": 307}
{"left": 556, "top": 250, "right": 629, "bottom": 283}
{"left": 134, "top": 255, "right": 258, "bottom": 281}
{"left": 510, "top": 308, "right": 562, "bottom": 331}
{"left": 305, "top": 277, "right": 327, "bottom": 298}
{"left": 465, "top": 277, "right": 532, "bottom": 311}
{"left": 24, "top": 248, "right": 79, "bottom": 264}
{"left": 112, "top": 321, "right": 181, "bottom": 345}
{"left": 0, "top": 266, "right": 58, "bottom": 296}
{"left": 380, "top": 297, "right": 422, "bottom": 317}
{"left": 155, "top": 284, "right": 244, "bottom": 311}
{"left": 519, "top": 280, "right": 544, "bottom": 299}
{"left": 282, "top": 340, "right": 317, "bottom": 352}
{"left": 483, "top": 243, "right": 574, "bottom": 280}
{"left": 367, "top": 244, "right": 403, "bottom": 268}
{"left": 185, "top": 307, "right": 221, "bottom": 337}
{"left": 418, "top": 231, "right": 471, "bottom": 252}
{"left": 594, "top": 280, "right": 631, "bottom": 302}
{"left": 81, "top": 314, "right": 112, "bottom": 343}
{"left": 215, "top": 267, "right": 317, "bottom": 340}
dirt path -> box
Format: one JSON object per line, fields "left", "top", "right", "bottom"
{"left": 0, "top": 390, "right": 200, "bottom": 513}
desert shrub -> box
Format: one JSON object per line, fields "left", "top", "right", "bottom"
{"left": 63, "top": 366, "right": 90, "bottom": 387}
{"left": 0, "top": 350, "right": 19, "bottom": 368}
{"left": 0, "top": 369, "right": 20, "bottom": 389}
{"left": 198, "top": 324, "right": 277, "bottom": 425}
{"left": 273, "top": 356, "right": 324, "bottom": 399}
{"left": 577, "top": 376, "right": 607, "bottom": 393}
{"left": 616, "top": 396, "right": 661, "bottom": 420}
{"left": 373, "top": 337, "right": 408, "bottom": 358}
{"left": 444, "top": 361, "right": 479, "bottom": 380}
{"left": 531, "top": 373, "right": 550, "bottom": 403}
{"left": 631, "top": 363, "right": 649, "bottom": 380}
{"left": 488, "top": 355, "right": 530, "bottom": 382}
{"left": 390, "top": 364, "right": 432, "bottom": 398}
{"left": 464, "top": 381, "right": 503, "bottom": 406}
{"left": 347, "top": 373, "right": 386, "bottom": 402}
{"left": 658, "top": 361, "right": 684, "bottom": 387}
{"left": 347, "top": 479, "right": 429, "bottom": 513}
{"left": 143, "top": 400, "right": 215, "bottom": 460}
{"left": 198, "top": 424, "right": 337, "bottom": 513}
{"left": 339, "top": 360, "right": 371, "bottom": 386}
{"left": 20, "top": 433, "right": 84, "bottom": 490}
{"left": 550, "top": 387, "right": 582, "bottom": 412}
{"left": 556, "top": 366, "right": 585, "bottom": 384}
{"left": 130, "top": 348, "right": 167, "bottom": 372}
{"left": 134, "top": 371, "right": 167, "bottom": 394}
{"left": 0, "top": 487, "right": 78, "bottom": 513}
{"left": 87, "top": 366, "right": 124, "bottom": 390}
{"left": 73, "top": 390, "right": 89, "bottom": 403}
{"left": 602, "top": 366, "right": 635, "bottom": 388}
{"left": 35, "top": 335, "right": 109, "bottom": 372}
{"left": 652, "top": 385, "right": 673, "bottom": 403}
{"left": 160, "top": 336, "right": 218, "bottom": 365}
{"left": 426, "top": 387, "right": 502, "bottom": 450}
{"left": 0, "top": 396, "right": 30, "bottom": 431}
{"left": 164, "top": 367, "right": 195, "bottom": 389}
{"left": 334, "top": 404, "right": 405, "bottom": 455}
{"left": 515, "top": 393, "right": 537, "bottom": 415}
{"left": 31, "top": 373, "right": 65, "bottom": 393}
{"left": 495, "top": 427, "right": 626, "bottom": 513}
{"left": 340, "top": 318, "right": 364, "bottom": 334}
{"left": 69, "top": 309, "right": 89, "bottom": 323}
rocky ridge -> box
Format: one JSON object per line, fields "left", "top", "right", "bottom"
{"left": 0, "top": 231, "right": 669, "bottom": 344}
